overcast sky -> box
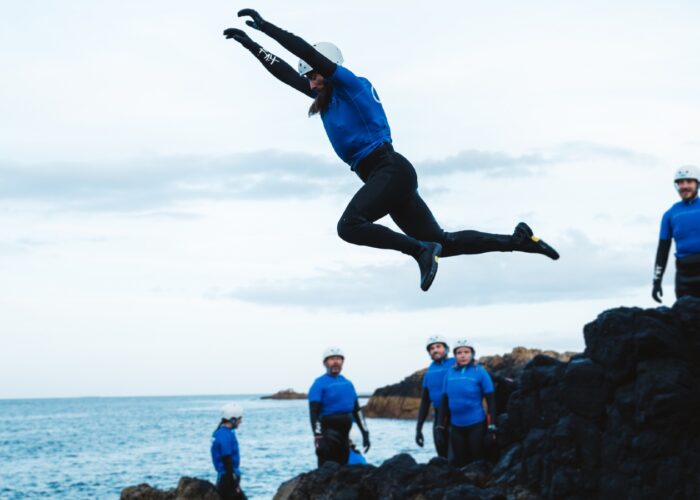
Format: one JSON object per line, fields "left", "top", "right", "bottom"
{"left": 2, "top": 0, "right": 699, "bottom": 398}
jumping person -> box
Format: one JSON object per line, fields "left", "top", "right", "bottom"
{"left": 223, "top": 9, "right": 560, "bottom": 292}
{"left": 308, "top": 347, "right": 370, "bottom": 467}
{"left": 653, "top": 165, "right": 700, "bottom": 303}
{"left": 415, "top": 335, "right": 455, "bottom": 458}
{"left": 211, "top": 403, "right": 246, "bottom": 500}
{"left": 437, "top": 339, "right": 496, "bottom": 468}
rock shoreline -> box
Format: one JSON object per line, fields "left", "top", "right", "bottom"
{"left": 122, "top": 299, "right": 700, "bottom": 499}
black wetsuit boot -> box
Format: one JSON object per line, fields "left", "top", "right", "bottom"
{"left": 511, "top": 222, "right": 560, "bottom": 260}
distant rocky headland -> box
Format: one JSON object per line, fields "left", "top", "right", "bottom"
{"left": 122, "top": 298, "right": 700, "bottom": 499}
{"left": 261, "top": 388, "right": 307, "bottom": 400}
{"left": 362, "top": 347, "right": 577, "bottom": 420}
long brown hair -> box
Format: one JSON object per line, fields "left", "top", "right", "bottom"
{"left": 308, "top": 87, "right": 332, "bottom": 116}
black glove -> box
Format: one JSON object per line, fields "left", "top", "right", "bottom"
{"left": 486, "top": 424, "right": 497, "bottom": 441}
{"left": 362, "top": 430, "right": 371, "bottom": 453}
{"left": 415, "top": 428, "right": 424, "bottom": 447}
{"left": 652, "top": 279, "right": 663, "bottom": 303}
{"left": 223, "top": 28, "right": 255, "bottom": 49}
{"left": 237, "top": 9, "right": 266, "bottom": 31}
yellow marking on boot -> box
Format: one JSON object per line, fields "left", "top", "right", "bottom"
{"left": 531, "top": 236, "right": 540, "bottom": 242}
{"left": 434, "top": 255, "right": 440, "bottom": 263}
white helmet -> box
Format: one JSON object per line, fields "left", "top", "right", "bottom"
{"left": 322, "top": 346, "right": 345, "bottom": 362}
{"left": 453, "top": 339, "right": 474, "bottom": 355}
{"left": 674, "top": 165, "right": 700, "bottom": 192}
{"left": 298, "top": 42, "right": 344, "bottom": 76}
{"left": 425, "top": 335, "right": 449, "bottom": 352}
{"left": 221, "top": 402, "right": 243, "bottom": 421}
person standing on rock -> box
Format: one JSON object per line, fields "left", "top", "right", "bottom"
{"left": 653, "top": 165, "right": 700, "bottom": 303}
{"left": 211, "top": 403, "right": 246, "bottom": 500}
{"left": 309, "top": 347, "right": 370, "bottom": 466}
{"left": 223, "top": 9, "right": 560, "bottom": 292}
{"left": 437, "top": 340, "right": 496, "bottom": 467}
{"left": 415, "top": 335, "right": 455, "bottom": 458}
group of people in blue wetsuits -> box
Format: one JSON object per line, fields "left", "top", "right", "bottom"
{"left": 211, "top": 7, "right": 700, "bottom": 499}
{"left": 211, "top": 337, "right": 495, "bottom": 499}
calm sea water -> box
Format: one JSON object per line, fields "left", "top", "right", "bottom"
{"left": 0, "top": 395, "right": 435, "bottom": 499}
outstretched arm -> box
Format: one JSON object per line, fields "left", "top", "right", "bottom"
{"left": 224, "top": 27, "right": 314, "bottom": 97}
{"left": 652, "top": 239, "right": 671, "bottom": 303}
{"left": 238, "top": 9, "right": 337, "bottom": 78}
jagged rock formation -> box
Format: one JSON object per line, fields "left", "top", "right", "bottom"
{"left": 120, "top": 477, "right": 218, "bottom": 500}
{"left": 495, "top": 298, "right": 700, "bottom": 499}
{"left": 363, "top": 348, "right": 576, "bottom": 419}
{"left": 261, "top": 388, "right": 308, "bottom": 400}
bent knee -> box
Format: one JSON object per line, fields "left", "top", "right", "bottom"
{"left": 337, "top": 215, "right": 363, "bottom": 242}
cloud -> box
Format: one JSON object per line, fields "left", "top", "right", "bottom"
{"left": 0, "top": 141, "right": 655, "bottom": 211}
{"left": 223, "top": 230, "right": 650, "bottom": 312}
{"left": 418, "top": 141, "right": 656, "bottom": 177}
{"left": 0, "top": 152, "right": 352, "bottom": 211}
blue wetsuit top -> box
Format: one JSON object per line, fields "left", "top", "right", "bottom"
{"left": 319, "top": 65, "right": 392, "bottom": 170}
{"left": 211, "top": 426, "right": 241, "bottom": 477}
{"left": 422, "top": 357, "right": 456, "bottom": 408}
{"left": 659, "top": 197, "right": 700, "bottom": 259}
{"left": 308, "top": 373, "right": 358, "bottom": 417}
{"left": 442, "top": 364, "right": 494, "bottom": 427}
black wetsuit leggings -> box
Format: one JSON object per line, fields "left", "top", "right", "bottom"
{"left": 449, "top": 421, "right": 485, "bottom": 467}
{"left": 433, "top": 419, "right": 449, "bottom": 459}
{"left": 675, "top": 255, "right": 700, "bottom": 298}
{"left": 337, "top": 143, "right": 515, "bottom": 258}
{"left": 317, "top": 413, "right": 352, "bottom": 467}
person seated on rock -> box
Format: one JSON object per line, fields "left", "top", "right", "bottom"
{"left": 415, "top": 335, "right": 455, "bottom": 459}
{"left": 211, "top": 403, "right": 247, "bottom": 500}
{"left": 653, "top": 165, "right": 700, "bottom": 303}
{"left": 347, "top": 439, "right": 368, "bottom": 465}
{"left": 437, "top": 340, "right": 497, "bottom": 468}
{"left": 309, "top": 347, "right": 370, "bottom": 467}
{"left": 223, "top": 8, "right": 560, "bottom": 293}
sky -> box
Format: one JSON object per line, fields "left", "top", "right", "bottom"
{"left": 1, "top": 0, "right": 699, "bottom": 398}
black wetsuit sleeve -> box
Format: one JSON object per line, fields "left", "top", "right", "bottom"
{"left": 239, "top": 40, "right": 314, "bottom": 97}
{"left": 485, "top": 392, "right": 497, "bottom": 425}
{"left": 352, "top": 400, "right": 369, "bottom": 434}
{"left": 309, "top": 401, "right": 322, "bottom": 435}
{"left": 416, "top": 388, "right": 431, "bottom": 431}
{"left": 654, "top": 239, "right": 672, "bottom": 282}
{"left": 258, "top": 22, "right": 337, "bottom": 78}
{"left": 437, "top": 394, "right": 450, "bottom": 427}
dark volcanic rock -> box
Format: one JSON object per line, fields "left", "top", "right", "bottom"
{"left": 120, "top": 477, "right": 218, "bottom": 500}
{"left": 498, "top": 298, "right": 700, "bottom": 499}
{"left": 273, "top": 453, "right": 513, "bottom": 500}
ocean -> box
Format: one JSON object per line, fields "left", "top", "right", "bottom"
{"left": 0, "top": 395, "right": 435, "bottom": 499}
